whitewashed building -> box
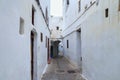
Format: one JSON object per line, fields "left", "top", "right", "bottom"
{"left": 49, "top": 16, "right": 63, "bottom": 57}
{"left": 50, "top": 16, "right": 63, "bottom": 40}
{"left": 62, "top": 0, "right": 120, "bottom": 80}
{"left": 0, "top": 0, "right": 50, "bottom": 80}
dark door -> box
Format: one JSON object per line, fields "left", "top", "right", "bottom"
{"left": 47, "top": 38, "right": 50, "bottom": 64}
{"left": 31, "top": 32, "right": 34, "bottom": 80}
{"left": 50, "top": 46, "right": 53, "bottom": 58}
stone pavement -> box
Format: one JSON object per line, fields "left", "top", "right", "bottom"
{"left": 41, "top": 56, "right": 84, "bottom": 80}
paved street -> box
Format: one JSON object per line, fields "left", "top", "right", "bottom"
{"left": 41, "top": 56, "right": 84, "bottom": 80}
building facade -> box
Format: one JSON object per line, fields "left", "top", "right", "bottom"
{"left": 50, "top": 16, "right": 63, "bottom": 40}
{"left": 0, "top": 0, "right": 50, "bottom": 80}
{"left": 49, "top": 16, "right": 63, "bottom": 57}
{"left": 62, "top": 0, "right": 120, "bottom": 80}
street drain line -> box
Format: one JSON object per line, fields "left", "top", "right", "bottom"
{"left": 67, "top": 70, "right": 76, "bottom": 73}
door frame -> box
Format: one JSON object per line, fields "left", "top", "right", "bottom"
{"left": 47, "top": 38, "right": 50, "bottom": 64}
{"left": 30, "top": 29, "right": 37, "bottom": 80}
{"left": 76, "top": 28, "right": 82, "bottom": 73}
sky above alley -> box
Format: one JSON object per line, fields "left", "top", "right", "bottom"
{"left": 50, "top": 0, "right": 63, "bottom": 17}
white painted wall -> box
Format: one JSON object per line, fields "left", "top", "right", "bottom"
{"left": 62, "top": 31, "right": 81, "bottom": 68}
{"left": 81, "top": 0, "right": 120, "bottom": 80}
{"left": 0, "top": 0, "right": 50, "bottom": 80}
{"left": 0, "top": 0, "right": 31, "bottom": 80}
{"left": 40, "top": 0, "right": 50, "bottom": 25}
{"left": 63, "top": 0, "right": 78, "bottom": 30}
{"left": 50, "top": 16, "right": 63, "bottom": 40}
{"left": 63, "top": 0, "right": 120, "bottom": 80}
{"left": 32, "top": 1, "right": 50, "bottom": 79}
{"left": 40, "top": 0, "right": 50, "bottom": 16}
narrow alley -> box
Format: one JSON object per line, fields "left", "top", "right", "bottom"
{"left": 1, "top": 0, "right": 120, "bottom": 80}
{"left": 41, "top": 56, "right": 83, "bottom": 80}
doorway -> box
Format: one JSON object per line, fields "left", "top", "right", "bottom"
{"left": 47, "top": 38, "right": 50, "bottom": 64}
{"left": 50, "top": 40, "right": 61, "bottom": 58}
{"left": 77, "top": 28, "right": 82, "bottom": 73}
{"left": 50, "top": 46, "right": 53, "bottom": 58}
{"left": 30, "top": 31, "right": 37, "bottom": 80}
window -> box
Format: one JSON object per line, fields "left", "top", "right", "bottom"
{"left": 78, "top": 0, "right": 81, "bottom": 12}
{"left": 85, "top": 5, "right": 88, "bottom": 10}
{"left": 105, "top": 8, "right": 109, "bottom": 18}
{"left": 46, "top": 7, "right": 48, "bottom": 24}
{"left": 46, "top": 36, "right": 47, "bottom": 47}
{"left": 36, "top": 0, "right": 40, "bottom": 5}
{"left": 19, "top": 17, "right": 24, "bottom": 35}
{"left": 66, "top": 0, "right": 70, "bottom": 11}
{"left": 67, "top": 0, "right": 69, "bottom": 5}
{"left": 32, "top": 6, "right": 35, "bottom": 25}
{"left": 56, "top": 26, "right": 59, "bottom": 30}
{"left": 67, "top": 40, "right": 69, "bottom": 48}
{"left": 96, "top": 0, "right": 99, "bottom": 5}
{"left": 90, "top": 1, "right": 92, "bottom": 5}
{"left": 41, "top": 33, "right": 43, "bottom": 42}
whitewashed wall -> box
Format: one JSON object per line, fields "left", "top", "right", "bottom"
{"left": 62, "top": 31, "right": 82, "bottom": 68}
{"left": 32, "top": 0, "right": 50, "bottom": 79}
{"left": 0, "top": 0, "right": 31, "bottom": 80}
{"left": 82, "top": 0, "right": 120, "bottom": 80}
{"left": 0, "top": 0, "right": 50, "bottom": 80}
{"left": 50, "top": 16, "right": 63, "bottom": 40}
{"left": 63, "top": 0, "right": 120, "bottom": 80}
{"left": 40, "top": 0, "right": 50, "bottom": 16}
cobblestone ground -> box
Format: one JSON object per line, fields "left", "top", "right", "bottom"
{"left": 41, "top": 56, "right": 84, "bottom": 80}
